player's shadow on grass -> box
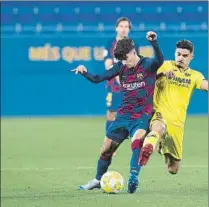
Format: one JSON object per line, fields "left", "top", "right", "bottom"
{"left": 2, "top": 186, "right": 207, "bottom": 200}
{"left": 2, "top": 188, "right": 128, "bottom": 200}
{"left": 139, "top": 186, "right": 208, "bottom": 196}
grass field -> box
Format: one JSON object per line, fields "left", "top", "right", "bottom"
{"left": 1, "top": 116, "right": 208, "bottom": 207}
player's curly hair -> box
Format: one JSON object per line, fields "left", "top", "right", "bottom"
{"left": 114, "top": 38, "right": 135, "bottom": 61}
{"left": 176, "top": 40, "right": 194, "bottom": 53}
{"left": 115, "top": 17, "right": 132, "bottom": 29}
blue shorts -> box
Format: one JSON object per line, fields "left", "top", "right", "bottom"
{"left": 106, "top": 114, "right": 151, "bottom": 143}
{"left": 106, "top": 91, "right": 123, "bottom": 112}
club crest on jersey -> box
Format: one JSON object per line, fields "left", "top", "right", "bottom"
{"left": 137, "top": 73, "right": 144, "bottom": 80}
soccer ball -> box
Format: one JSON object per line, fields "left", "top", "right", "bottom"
{"left": 100, "top": 171, "right": 124, "bottom": 194}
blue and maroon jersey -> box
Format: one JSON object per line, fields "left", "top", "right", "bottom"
{"left": 104, "top": 38, "right": 140, "bottom": 93}
{"left": 83, "top": 41, "right": 164, "bottom": 119}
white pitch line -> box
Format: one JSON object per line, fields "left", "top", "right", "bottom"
{"left": 1, "top": 165, "right": 208, "bottom": 171}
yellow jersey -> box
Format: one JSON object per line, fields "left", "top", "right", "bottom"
{"left": 154, "top": 60, "right": 205, "bottom": 127}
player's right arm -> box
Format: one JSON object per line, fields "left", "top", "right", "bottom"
{"left": 200, "top": 80, "right": 208, "bottom": 91}
{"left": 71, "top": 62, "right": 122, "bottom": 83}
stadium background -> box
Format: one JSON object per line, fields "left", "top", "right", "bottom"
{"left": 1, "top": 1, "right": 208, "bottom": 207}
{"left": 1, "top": 1, "right": 208, "bottom": 116}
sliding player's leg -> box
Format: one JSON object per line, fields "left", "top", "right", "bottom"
{"left": 164, "top": 153, "right": 181, "bottom": 174}
{"left": 162, "top": 124, "right": 184, "bottom": 174}
{"left": 139, "top": 112, "right": 166, "bottom": 166}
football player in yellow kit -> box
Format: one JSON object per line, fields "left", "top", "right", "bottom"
{"left": 139, "top": 40, "right": 208, "bottom": 174}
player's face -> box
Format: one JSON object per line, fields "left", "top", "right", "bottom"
{"left": 122, "top": 49, "right": 136, "bottom": 68}
{"left": 175, "top": 48, "right": 193, "bottom": 69}
{"left": 116, "top": 21, "right": 130, "bottom": 38}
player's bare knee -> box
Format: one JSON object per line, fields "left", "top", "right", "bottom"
{"left": 100, "top": 138, "right": 120, "bottom": 158}
{"left": 132, "top": 129, "right": 146, "bottom": 141}
{"left": 101, "top": 138, "right": 112, "bottom": 153}
{"left": 130, "top": 130, "right": 146, "bottom": 150}
{"left": 106, "top": 110, "right": 116, "bottom": 121}
{"left": 151, "top": 121, "right": 166, "bottom": 137}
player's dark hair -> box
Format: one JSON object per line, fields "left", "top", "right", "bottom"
{"left": 114, "top": 38, "right": 135, "bottom": 61}
{"left": 115, "top": 17, "right": 132, "bottom": 29}
{"left": 176, "top": 40, "right": 194, "bottom": 53}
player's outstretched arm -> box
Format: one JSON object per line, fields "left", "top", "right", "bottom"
{"left": 200, "top": 80, "right": 208, "bottom": 91}
{"left": 146, "top": 31, "right": 164, "bottom": 72}
{"left": 195, "top": 71, "right": 208, "bottom": 91}
{"left": 71, "top": 63, "right": 122, "bottom": 83}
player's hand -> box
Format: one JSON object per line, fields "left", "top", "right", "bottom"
{"left": 164, "top": 71, "right": 175, "bottom": 79}
{"left": 71, "top": 65, "right": 87, "bottom": 74}
{"left": 146, "top": 31, "right": 157, "bottom": 41}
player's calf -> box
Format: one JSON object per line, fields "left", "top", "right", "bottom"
{"left": 168, "top": 167, "right": 178, "bottom": 175}
{"left": 96, "top": 138, "right": 120, "bottom": 180}
{"left": 80, "top": 138, "right": 120, "bottom": 191}
{"left": 157, "top": 140, "right": 163, "bottom": 155}
{"left": 165, "top": 153, "right": 180, "bottom": 175}
{"left": 101, "top": 137, "right": 117, "bottom": 156}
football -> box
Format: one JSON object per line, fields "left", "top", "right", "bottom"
{"left": 100, "top": 171, "right": 124, "bottom": 194}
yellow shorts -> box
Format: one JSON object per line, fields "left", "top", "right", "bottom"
{"left": 150, "top": 111, "right": 184, "bottom": 160}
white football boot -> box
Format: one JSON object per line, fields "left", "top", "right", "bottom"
{"left": 79, "top": 178, "right": 100, "bottom": 190}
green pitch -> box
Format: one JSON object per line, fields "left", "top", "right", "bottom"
{"left": 1, "top": 116, "right": 208, "bottom": 207}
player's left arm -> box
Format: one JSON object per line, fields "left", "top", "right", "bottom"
{"left": 146, "top": 31, "right": 164, "bottom": 72}
{"left": 71, "top": 62, "right": 122, "bottom": 83}
{"left": 199, "top": 80, "right": 208, "bottom": 91}
{"left": 195, "top": 71, "right": 208, "bottom": 91}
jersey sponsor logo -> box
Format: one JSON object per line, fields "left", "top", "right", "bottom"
{"left": 170, "top": 76, "right": 191, "bottom": 84}
{"left": 122, "top": 81, "right": 146, "bottom": 90}
{"left": 169, "top": 76, "right": 191, "bottom": 88}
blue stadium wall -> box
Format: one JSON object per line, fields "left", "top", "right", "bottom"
{"left": 1, "top": 1, "right": 208, "bottom": 116}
